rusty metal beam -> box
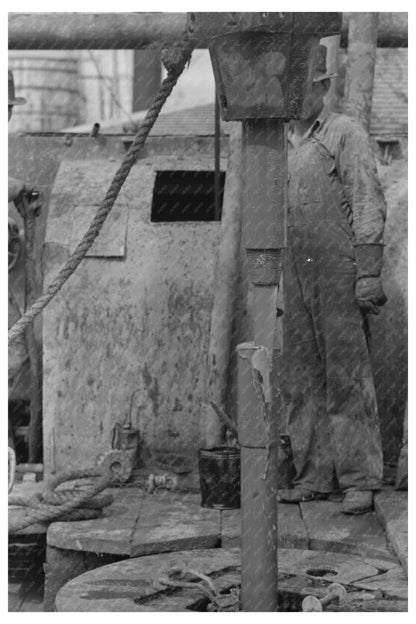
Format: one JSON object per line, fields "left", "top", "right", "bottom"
{"left": 341, "top": 12, "right": 407, "bottom": 48}
{"left": 344, "top": 13, "right": 379, "bottom": 133}
{"left": 8, "top": 12, "right": 195, "bottom": 50}
{"left": 8, "top": 12, "right": 407, "bottom": 50}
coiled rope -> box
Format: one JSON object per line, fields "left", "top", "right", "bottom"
{"left": 8, "top": 38, "right": 195, "bottom": 347}
{"left": 8, "top": 466, "right": 117, "bottom": 533}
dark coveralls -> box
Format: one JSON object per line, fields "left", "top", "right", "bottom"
{"left": 283, "top": 106, "right": 386, "bottom": 494}
{"left": 8, "top": 178, "right": 29, "bottom": 401}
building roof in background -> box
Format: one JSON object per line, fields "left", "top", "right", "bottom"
{"left": 370, "top": 48, "right": 408, "bottom": 137}
{"left": 65, "top": 49, "right": 407, "bottom": 138}
{"left": 150, "top": 103, "right": 230, "bottom": 136}
{"left": 64, "top": 103, "right": 231, "bottom": 136}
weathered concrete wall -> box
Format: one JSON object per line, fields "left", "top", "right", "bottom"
{"left": 42, "top": 135, "right": 227, "bottom": 474}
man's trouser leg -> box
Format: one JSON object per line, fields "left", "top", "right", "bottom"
{"left": 295, "top": 233, "right": 384, "bottom": 493}
{"left": 315, "top": 270, "right": 384, "bottom": 492}
{"left": 282, "top": 243, "right": 335, "bottom": 494}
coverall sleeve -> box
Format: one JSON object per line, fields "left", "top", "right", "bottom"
{"left": 8, "top": 176, "right": 23, "bottom": 203}
{"left": 335, "top": 119, "right": 387, "bottom": 245}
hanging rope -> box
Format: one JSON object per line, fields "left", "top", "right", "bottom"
{"left": 8, "top": 38, "right": 195, "bottom": 347}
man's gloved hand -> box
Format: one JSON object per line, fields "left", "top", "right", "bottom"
{"left": 8, "top": 217, "right": 21, "bottom": 271}
{"left": 8, "top": 177, "right": 44, "bottom": 216}
{"left": 354, "top": 243, "right": 388, "bottom": 315}
{"left": 355, "top": 277, "right": 387, "bottom": 315}
{"left": 26, "top": 190, "right": 44, "bottom": 217}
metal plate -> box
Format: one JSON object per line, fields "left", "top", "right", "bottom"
{"left": 69, "top": 203, "right": 128, "bottom": 257}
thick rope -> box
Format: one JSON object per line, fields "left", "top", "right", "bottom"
{"left": 10, "top": 490, "right": 113, "bottom": 509}
{"left": 158, "top": 560, "right": 240, "bottom": 611}
{"left": 43, "top": 467, "right": 101, "bottom": 493}
{"left": 8, "top": 40, "right": 194, "bottom": 347}
{"left": 8, "top": 467, "right": 116, "bottom": 533}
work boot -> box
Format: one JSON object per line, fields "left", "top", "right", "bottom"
{"left": 342, "top": 490, "right": 373, "bottom": 515}
{"left": 277, "top": 487, "right": 329, "bottom": 504}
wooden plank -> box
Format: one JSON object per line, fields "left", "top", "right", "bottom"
{"left": 221, "top": 503, "right": 309, "bottom": 549}
{"left": 47, "top": 488, "right": 144, "bottom": 555}
{"left": 278, "top": 573, "right": 407, "bottom": 612}
{"left": 220, "top": 509, "right": 240, "bottom": 546}
{"left": 44, "top": 545, "right": 127, "bottom": 612}
{"left": 374, "top": 489, "right": 407, "bottom": 526}
{"left": 300, "top": 501, "right": 396, "bottom": 561}
{"left": 130, "top": 491, "right": 220, "bottom": 557}
{"left": 55, "top": 547, "right": 241, "bottom": 612}
{"left": 352, "top": 563, "right": 408, "bottom": 600}
{"left": 277, "top": 573, "right": 407, "bottom": 612}
{"left": 374, "top": 488, "right": 408, "bottom": 575}
{"left": 277, "top": 548, "right": 379, "bottom": 584}
{"left": 55, "top": 547, "right": 407, "bottom": 612}
{"left": 278, "top": 503, "right": 309, "bottom": 549}
{"left": 332, "top": 599, "right": 407, "bottom": 612}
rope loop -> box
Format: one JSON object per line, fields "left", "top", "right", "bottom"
{"left": 8, "top": 464, "right": 117, "bottom": 533}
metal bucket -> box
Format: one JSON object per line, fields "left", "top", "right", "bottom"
{"left": 198, "top": 446, "right": 240, "bottom": 509}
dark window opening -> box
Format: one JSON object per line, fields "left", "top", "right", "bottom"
{"left": 151, "top": 170, "right": 226, "bottom": 222}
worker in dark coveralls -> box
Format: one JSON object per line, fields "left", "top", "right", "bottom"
{"left": 8, "top": 70, "right": 29, "bottom": 202}
{"left": 279, "top": 45, "right": 387, "bottom": 514}
{"left": 8, "top": 70, "right": 43, "bottom": 441}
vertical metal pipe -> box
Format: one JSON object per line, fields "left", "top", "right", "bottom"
{"left": 237, "top": 118, "right": 287, "bottom": 611}
{"left": 214, "top": 88, "right": 221, "bottom": 221}
{"left": 321, "top": 34, "right": 341, "bottom": 112}
{"left": 344, "top": 13, "right": 379, "bottom": 132}
{"left": 201, "top": 124, "right": 243, "bottom": 447}
{"left": 238, "top": 342, "right": 278, "bottom": 611}
{"left": 132, "top": 49, "right": 161, "bottom": 112}
{"left": 241, "top": 120, "right": 287, "bottom": 251}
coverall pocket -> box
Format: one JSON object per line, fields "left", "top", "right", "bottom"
{"left": 322, "top": 221, "right": 356, "bottom": 265}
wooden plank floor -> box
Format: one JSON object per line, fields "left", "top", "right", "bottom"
{"left": 47, "top": 488, "right": 221, "bottom": 556}
{"left": 374, "top": 488, "right": 408, "bottom": 575}
{"left": 299, "top": 501, "right": 396, "bottom": 561}
{"left": 9, "top": 482, "right": 408, "bottom": 611}
{"left": 54, "top": 547, "right": 408, "bottom": 612}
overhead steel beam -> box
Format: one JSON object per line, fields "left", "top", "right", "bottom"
{"left": 341, "top": 12, "right": 407, "bottom": 47}
{"left": 8, "top": 12, "right": 197, "bottom": 50}
{"left": 8, "top": 12, "right": 408, "bottom": 50}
